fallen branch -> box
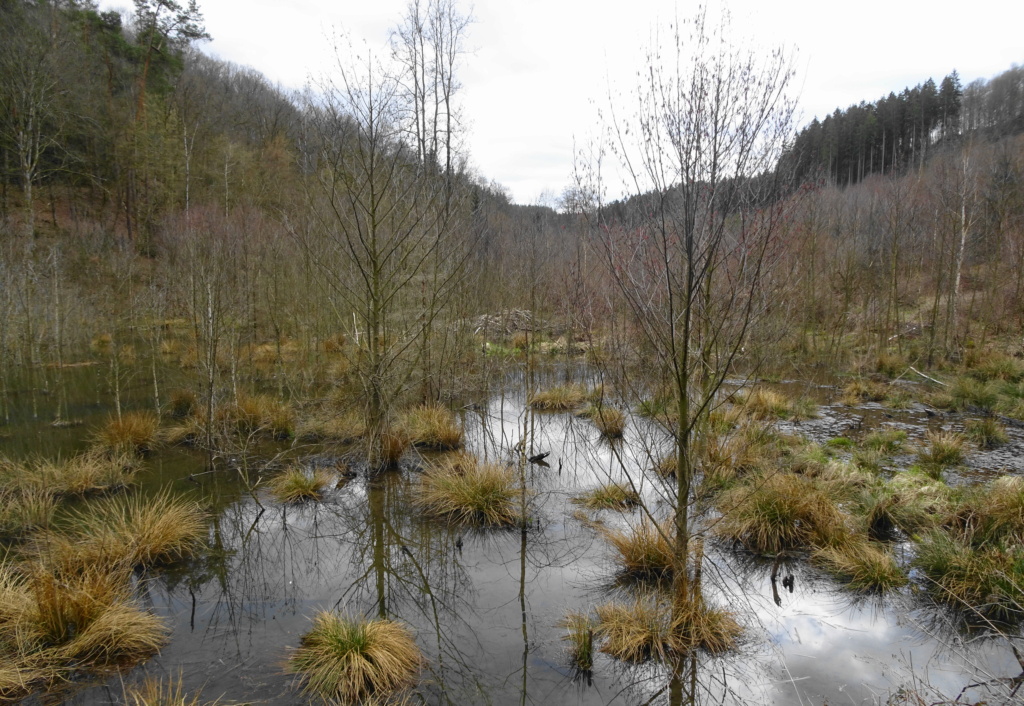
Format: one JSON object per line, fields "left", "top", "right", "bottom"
{"left": 908, "top": 366, "right": 948, "bottom": 386}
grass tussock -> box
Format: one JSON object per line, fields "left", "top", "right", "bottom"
{"left": 964, "top": 349, "right": 1024, "bottom": 383}
{"left": 1, "top": 450, "right": 139, "bottom": 498}
{"left": 400, "top": 404, "right": 463, "bottom": 450}
{"left": 948, "top": 377, "right": 1000, "bottom": 412}
{"left": 862, "top": 428, "right": 908, "bottom": 454}
{"left": 883, "top": 470, "right": 954, "bottom": 535}
{"left": 167, "top": 389, "right": 198, "bottom": 419}
{"left": 581, "top": 404, "right": 627, "bottom": 438}
{"left": 598, "top": 520, "right": 675, "bottom": 579}
{"left": 269, "top": 467, "right": 333, "bottom": 504}
{"left": 715, "top": 472, "right": 846, "bottom": 554}
{"left": 812, "top": 539, "right": 908, "bottom": 592}
{"left": 572, "top": 482, "right": 640, "bottom": 510}
{"left": 296, "top": 410, "right": 367, "bottom": 444}
{"left": 841, "top": 379, "right": 889, "bottom": 405}
{"left": 288, "top": 612, "right": 422, "bottom": 703}
{"left": 963, "top": 417, "right": 1008, "bottom": 448}
{"left": 0, "top": 488, "right": 56, "bottom": 537}
{"left": 34, "top": 490, "right": 207, "bottom": 572}
{"left": 738, "top": 387, "right": 794, "bottom": 420}
{"left": 914, "top": 532, "right": 1024, "bottom": 620}
{"left": 916, "top": 431, "right": 967, "bottom": 476}
{"left": 559, "top": 611, "right": 596, "bottom": 672}
{"left": 0, "top": 563, "right": 168, "bottom": 701}
{"left": 95, "top": 411, "right": 160, "bottom": 455}
{"left": 594, "top": 594, "right": 740, "bottom": 661}
{"left": 216, "top": 394, "right": 294, "bottom": 440}
{"left": 528, "top": 384, "right": 586, "bottom": 411}
{"left": 947, "top": 475, "right": 1024, "bottom": 548}
{"left": 124, "top": 673, "right": 220, "bottom": 706}
{"left": 414, "top": 456, "right": 522, "bottom": 527}
{"left": 374, "top": 428, "right": 409, "bottom": 468}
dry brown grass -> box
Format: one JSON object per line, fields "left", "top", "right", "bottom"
{"left": 594, "top": 594, "right": 740, "bottom": 661}
{"left": 288, "top": 612, "right": 422, "bottom": 703}
{"left": 2, "top": 450, "right": 139, "bottom": 500}
{"left": 598, "top": 520, "right": 675, "bottom": 579}
{"left": 216, "top": 394, "right": 294, "bottom": 440}
{"left": 414, "top": 456, "right": 522, "bottom": 527}
{"left": 0, "top": 488, "right": 57, "bottom": 537}
{"left": 400, "top": 404, "right": 464, "bottom": 450}
{"left": 33, "top": 491, "right": 207, "bottom": 573}
{"left": 572, "top": 482, "right": 641, "bottom": 510}
{"left": 737, "top": 387, "right": 793, "bottom": 420}
{"left": 582, "top": 405, "right": 627, "bottom": 439}
{"left": 528, "top": 384, "right": 586, "bottom": 411}
{"left": 95, "top": 411, "right": 160, "bottom": 455}
{"left": 841, "top": 379, "right": 889, "bottom": 405}
{"left": 375, "top": 428, "right": 410, "bottom": 468}
{"left": 0, "top": 563, "right": 168, "bottom": 701}
{"left": 124, "top": 672, "right": 221, "bottom": 706}
{"left": 268, "top": 467, "right": 332, "bottom": 503}
{"left": 295, "top": 410, "right": 366, "bottom": 444}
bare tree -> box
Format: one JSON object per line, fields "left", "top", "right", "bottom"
{"left": 581, "top": 6, "right": 796, "bottom": 609}
{"left": 0, "top": 1, "right": 72, "bottom": 237}
{"left": 301, "top": 41, "right": 467, "bottom": 467}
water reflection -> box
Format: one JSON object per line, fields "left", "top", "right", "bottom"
{"left": 6, "top": 363, "right": 1019, "bottom": 705}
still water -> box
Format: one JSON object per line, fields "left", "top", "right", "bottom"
{"left": 3, "top": 365, "right": 1020, "bottom": 705}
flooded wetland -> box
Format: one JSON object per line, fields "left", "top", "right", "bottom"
{"left": 2, "top": 353, "right": 1023, "bottom": 706}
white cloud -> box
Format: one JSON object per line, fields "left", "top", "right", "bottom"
{"left": 101, "top": 0, "right": 1024, "bottom": 203}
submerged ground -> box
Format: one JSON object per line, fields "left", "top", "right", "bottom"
{"left": 2, "top": 360, "right": 1023, "bottom": 705}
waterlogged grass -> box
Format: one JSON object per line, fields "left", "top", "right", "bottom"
{"left": 735, "top": 387, "right": 817, "bottom": 421}
{"left": 414, "top": 455, "right": 523, "bottom": 527}
{"left": 0, "top": 563, "right": 168, "bottom": 701}
{"left": 948, "top": 377, "right": 1000, "bottom": 413}
{"left": 95, "top": 411, "right": 161, "bottom": 455}
{"left": 123, "top": 673, "right": 221, "bottom": 706}
{"left": 559, "top": 611, "right": 596, "bottom": 672}
{"left": 33, "top": 490, "right": 207, "bottom": 572}
{"left": 914, "top": 532, "right": 1024, "bottom": 621}
{"left": 580, "top": 404, "right": 627, "bottom": 439}
{"left": 295, "top": 410, "right": 366, "bottom": 444}
{"left": 288, "top": 612, "right": 422, "bottom": 703}
{"left": 916, "top": 431, "right": 967, "bottom": 477}
{"left": 269, "top": 466, "right": 333, "bottom": 503}
{"left": 841, "top": 379, "right": 889, "bottom": 405}
{"left": 375, "top": 427, "right": 410, "bottom": 468}
{"left": 572, "top": 482, "right": 640, "bottom": 510}
{"left": 598, "top": 520, "right": 675, "bottom": 579}
{"left": 715, "top": 472, "right": 845, "bottom": 554}
{"left": 593, "top": 594, "right": 740, "bottom": 661}
{"left": 963, "top": 417, "right": 1008, "bottom": 448}
{"left": 812, "top": 539, "right": 908, "bottom": 593}
{"left": 400, "top": 404, "right": 463, "bottom": 450}
{"left": 947, "top": 475, "right": 1024, "bottom": 548}
{"left": 862, "top": 428, "right": 908, "bottom": 454}
{"left": 528, "top": 384, "right": 586, "bottom": 411}
{"left": 215, "top": 394, "right": 294, "bottom": 440}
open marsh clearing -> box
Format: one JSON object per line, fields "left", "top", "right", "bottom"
{"left": 1, "top": 365, "right": 1023, "bottom": 705}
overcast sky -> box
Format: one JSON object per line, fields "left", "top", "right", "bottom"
{"left": 104, "top": 0, "right": 1022, "bottom": 204}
